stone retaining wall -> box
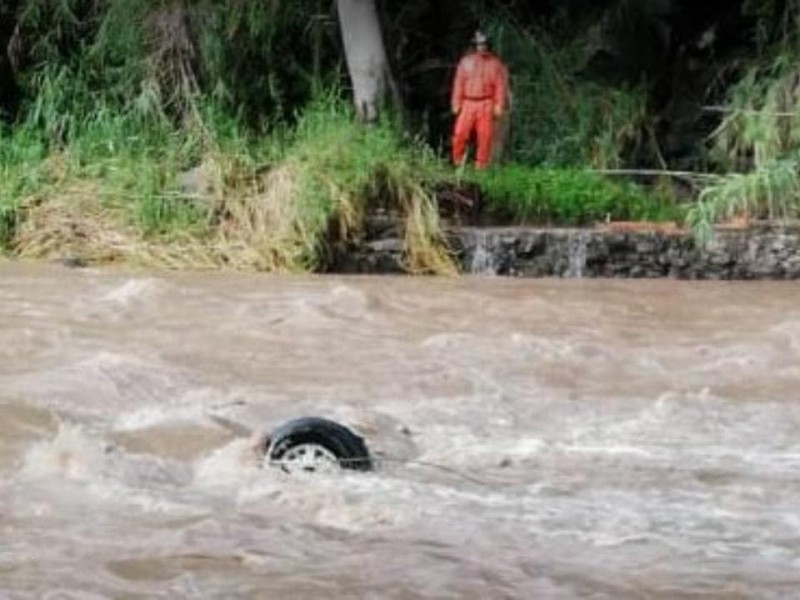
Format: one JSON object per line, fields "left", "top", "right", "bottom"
{"left": 330, "top": 224, "right": 800, "bottom": 279}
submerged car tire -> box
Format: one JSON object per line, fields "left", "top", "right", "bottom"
{"left": 266, "top": 417, "right": 372, "bottom": 473}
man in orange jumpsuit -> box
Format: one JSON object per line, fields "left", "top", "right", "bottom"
{"left": 450, "top": 31, "right": 509, "bottom": 169}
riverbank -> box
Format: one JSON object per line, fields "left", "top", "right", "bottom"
{"left": 3, "top": 101, "right": 797, "bottom": 280}
{"left": 1, "top": 98, "right": 692, "bottom": 277}
{"left": 5, "top": 217, "right": 800, "bottom": 279}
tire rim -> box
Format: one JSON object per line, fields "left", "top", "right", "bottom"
{"left": 275, "top": 443, "right": 340, "bottom": 473}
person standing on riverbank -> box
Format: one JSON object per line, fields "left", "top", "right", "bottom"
{"left": 450, "top": 31, "right": 509, "bottom": 169}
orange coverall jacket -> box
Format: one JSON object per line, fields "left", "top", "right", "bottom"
{"left": 450, "top": 51, "right": 508, "bottom": 168}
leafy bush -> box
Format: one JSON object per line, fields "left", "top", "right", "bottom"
{"left": 691, "top": 5, "right": 800, "bottom": 238}
{"left": 14, "top": 0, "right": 335, "bottom": 129}
{"left": 485, "top": 16, "right": 654, "bottom": 168}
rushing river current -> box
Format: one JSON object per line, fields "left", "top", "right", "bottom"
{"left": 1, "top": 262, "right": 799, "bottom": 599}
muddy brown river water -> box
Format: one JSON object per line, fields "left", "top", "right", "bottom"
{"left": 1, "top": 262, "right": 799, "bottom": 598}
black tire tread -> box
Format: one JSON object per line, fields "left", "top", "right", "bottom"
{"left": 267, "top": 417, "right": 371, "bottom": 471}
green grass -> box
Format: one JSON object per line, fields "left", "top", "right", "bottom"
{"left": 0, "top": 126, "right": 48, "bottom": 251}
{"left": 0, "top": 90, "right": 459, "bottom": 272}
{"left": 467, "top": 165, "right": 684, "bottom": 226}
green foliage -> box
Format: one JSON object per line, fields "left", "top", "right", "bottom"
{"left": 469, "top": 165, "right": 683, "bottom": 225}
{"left": 0, "top": 125, "right": 47, "bottom": 250}
{"left": 0, "top": 125, "right": 47, "bottom": 195}
{"left": 692, "top": 3, "right": 800, "bottom": 238}
{"left": 191, "top": 0, "right": 335, "bottom": 125}
{"left": 688, "top": 160, "right": 800, "bottom": 243}
{"left": 485, "top": 15, "right": 654, "bottom": 168}
{"left": 135, "top": 192, "right": 207, "bottom": 237}
{"left": 711, "top": 55, "right": 800, "bottom": 170}
{"left": 1, "top": 89, "right": 213, "bottom": 249}
{"left": 18, "top": 0, "right": 151, "bottom": 118}
{"left": 13, "top": 0, "right": 335, "bottom": 131}
{"left": 288, "top": 95, "right": 437, "bottom": 217}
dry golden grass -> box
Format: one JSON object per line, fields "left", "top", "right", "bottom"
{"left": 15, "top": 181, "right": 132, "bottom": 263}
{"left": 12, "top": 154, "right": 220, "bottom": 269}
{"left": 10, "top": 150, "right": 458, "bottom": 275}
{"left": 211, "top": 162, "right": 313, "bottom": 272}
{"left": 15, "top": 186, "right": 222, "bottom": 269}
{"left": 400, "top": 185, "right": 459, "bottom": 276}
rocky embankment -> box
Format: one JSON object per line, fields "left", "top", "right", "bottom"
{"left": 331, "top": 220, "right": 800, "bottom": 279}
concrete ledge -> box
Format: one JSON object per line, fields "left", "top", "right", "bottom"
{"left": 331, "top": 225, "right": 800, "bottom": 279}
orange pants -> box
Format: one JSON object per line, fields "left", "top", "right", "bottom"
{"left": 452, "top": 99, "right": 494, "bottom": 168}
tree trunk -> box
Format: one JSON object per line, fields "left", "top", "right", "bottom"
{"left": 335, "top": 0, "right": 396, "bottom": 122}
